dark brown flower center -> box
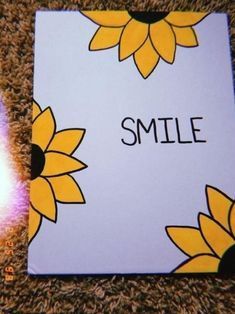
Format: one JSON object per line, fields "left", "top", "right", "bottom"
{"left": 31, "top": 144, "right": 45, "bottom": 180}
{"left": 128, "top": 12, "right": 169, "bottom": 24}
{"left": 218, "top": 244, "right": 235, "bottom": 274}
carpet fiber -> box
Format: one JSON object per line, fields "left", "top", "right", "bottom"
{"left": 0, "top": 0, "right": 235, "bottom": 313}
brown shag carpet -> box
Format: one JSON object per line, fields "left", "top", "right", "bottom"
{"left": 0, "top": 0, "right": 235, "bottom": 313}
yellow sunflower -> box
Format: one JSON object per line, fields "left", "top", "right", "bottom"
{"left": 166, "top": 186, "right": 235, "bottom": 273}
{"left": 81, "top": 11, "right": 209, "bottom": 78}
{"left": 29, "top": 100, "right": 87, "bottom": 244}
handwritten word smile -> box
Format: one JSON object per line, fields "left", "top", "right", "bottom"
{"left": 121, "top": 117, "right": 207, "bottom": 146}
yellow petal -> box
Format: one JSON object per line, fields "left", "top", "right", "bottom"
{"left": 28, "top": 204, "right": 42, "bottom": 244}
{"left": 206, "top": 186, "right": 232, "bottom": 231}
{"left": 199, "top": 214, "right": 235, "bottom": 258}
{"left": 229, "top": 203, "right": 235, "bottom": 237}
{"left": 89, "top": 26, "right": 123, "bottom": 50}
{"left": 166, "top": 12, "right": 209, "bottom": 27}
{"left": 166, "top": 226, "right": 212, "bottom": 256}
{"left": 32, "top": 107, "right": 55, "bottom": 151}
{"left": 150, "top": 20, "right": 176, "bottom": 63}
{"left": 30, "top": 177, "right": 57, "bottom": 221}
{"left": 32, "top": 100, "right": 42, "bottom": 121}
{"left": 174, "top": 254, "right": 219, "bottom": 273}
{"left": 119, "top": 19, "right": 148, "bottom": 61}
{"left": 81, "top": 11, "right": 131, "bottom": 27}
{"left": 47, "top": 129, "right": 85, "bottom": 155}
{"left": 42, "top": 152, "right": 87, "bottom": 177}
{"left": 134, "top": 38, "right": 160, "bottom": 78}
{"left": 48, "top": 175, "right": 85, "bottom": 203}
{"left": 173, "top": 26, "right": 198, "bottom": 47}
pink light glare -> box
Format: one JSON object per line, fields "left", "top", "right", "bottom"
{"left": 0, "top": 98, "right": 28, "bottom": 232}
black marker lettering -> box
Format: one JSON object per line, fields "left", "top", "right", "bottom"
{"left": 137, "top": 119, "right": 158, "bottom": 144}
{"left": 121, "top": 117, "right": 137, "bottom": 146}
{"left": 190, "top": 117, "right": 207, "bottom": 143}
{"left": 175, "top": 118, "right": 192, "bottom": 144}
{"left": 158, "top": 118, "right": 175, "bottom": 144}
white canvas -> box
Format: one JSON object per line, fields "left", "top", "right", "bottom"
{"left": 28, "top": 11, "right": 235, "bottom": 274}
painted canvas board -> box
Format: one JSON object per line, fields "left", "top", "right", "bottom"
{"left": 28, "top": 11, "right": 235, "bottom": 274}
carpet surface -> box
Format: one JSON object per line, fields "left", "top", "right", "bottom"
{"left": 0, "top": 0, "right": 235, "bottom": 313}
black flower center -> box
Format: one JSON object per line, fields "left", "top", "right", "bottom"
{"left": 31, "top": 144, "right": 45, "bottom": 180}
{"left": 128, "top": 11, "right": 169, "bottom": 24}
{"left": 218, "top": 244, "right": 235, "bottom": 274}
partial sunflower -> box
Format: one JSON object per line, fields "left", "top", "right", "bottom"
{"left": 166, "top": 186, "right": 235, "bottom": 273}
{"left": 29, "top": 100, "right": 87, "bottom": 244}
{"left": 81, "top": 11, "right": 209, "bottom": 78}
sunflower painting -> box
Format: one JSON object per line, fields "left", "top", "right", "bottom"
{"left": 81, "top": 11, "right": 209, "bottom": 78}
{"left": 29, "top": 100, "right": 87, "bottom": 244}
{"left": 166, "top": 186, "right": 235, "bottom": 273}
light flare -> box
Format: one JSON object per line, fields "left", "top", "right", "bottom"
{"left": 0, "top": 98, "right": 28, "bottom": 231}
